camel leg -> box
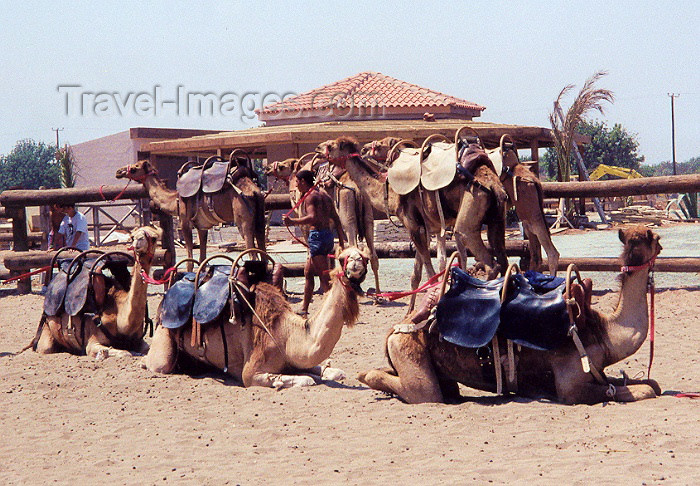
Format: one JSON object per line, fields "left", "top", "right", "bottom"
{"left": 454, "top": 191, "right": 495, "bottom": 278}
{"left": 197, "top": 229, "right": 208, "bottom": 263}
{"left": 521, "top": 222, "right": 543, "bottom": 271}
{"left": 247, "top": 372, "right": 317, "bottom": 388}
{"left": 486, "top": 215, "right": 508, "bottom": 276}
{"left": 527, "top": 219, "right": 559, "bottom": 276}
{"left": 358, "top": 333, "right": 443, "bottom": 404}
{"left": 181, "top": 220, "right": 195, "bottom": 271}
{"left": 86, "top": 338, "right": 133, "bottom": 361}
{"left": 141, "top": 326, "right": 178, "bottom": 374}
{"left": 406, "top": 225, "right": 435, "bottom": 314}
{"left": 436, "top": 233, "right": 447, "bottom": 272}
{"left": 362, "top": 201, "right": 382, "bottom": 300}
{"left": 558, "top": 381, "right": 658, "bottom": 404}
{"left": 303, "top": 362, "right": 346, "bottom": 381}
{"left": 35, "top": 318, "right": 60, "bottom": 354}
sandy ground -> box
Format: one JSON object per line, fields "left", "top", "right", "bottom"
{"left": 1, "top": 257, "right": 699, "bottom": 484}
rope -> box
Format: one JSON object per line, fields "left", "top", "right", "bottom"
{"left": 370, "top": 266, "right": 453, "bottom": 301}
{"left": 100, "top": 179, "right": 132, "bottom": 201}
{"left": 1, "top": 265, "right": 52, "bottom": 284}
{"left": 140, "top": 266, "right": 176, "bottom": 285}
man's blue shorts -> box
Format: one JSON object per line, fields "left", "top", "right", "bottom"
{"left": 308, "top": 229, "right": 335, "bottom": 257}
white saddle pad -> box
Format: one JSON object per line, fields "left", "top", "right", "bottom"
{"left": 387, "top": 147, "right": 421, "bottom": 195}
{"left": 421, "top": 141, "right": 457, "bottom": 191}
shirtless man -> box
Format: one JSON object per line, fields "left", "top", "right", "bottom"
{"left": 283, "top": 169, "right": 346, "bottom": 316}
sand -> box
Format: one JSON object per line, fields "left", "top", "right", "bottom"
{"left": 1, "top": 274, "right": 699, "bottom": 485}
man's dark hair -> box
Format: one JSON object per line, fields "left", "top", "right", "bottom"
{"left": 296, "top": 170, "right": 315, "bottom": 187}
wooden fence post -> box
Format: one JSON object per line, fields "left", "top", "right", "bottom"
{"left": 9, "top": 206, "right": 31, "bottom": 293}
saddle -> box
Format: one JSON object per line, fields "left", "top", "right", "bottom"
{"left": 420, "top": 141, "right": 457, "bottom": 191}
{"left": 177, "top": 156, "right": 231, "bottom": 198}
{"left": 160, "top": 259, "right": 271, "bottom": 332}
{"left": 436, "top": 267, "right": 592, "bottom": 351}
{"left": 485, "top": 134, "right": 520, "bottom": 180}
{"left": 177, "top": 152, "right": 255, "bottom": 199}
{"left": 43, "top": 250, "right": 131, "bottom": 318}
{"left": 386, "top": 146, "right": 421, "bottom": 195}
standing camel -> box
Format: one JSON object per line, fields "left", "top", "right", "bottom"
{"left": 266, "top": 155, "right": 383, "bottom": 297}
{"left": 115, "top": 158, "right": 265, "bottom": 267}
{"left": 142, "top": 246, "right": 370, "bottom": 388}
{"left": 487, "top": 134, "right": 560, "bottom": 275}
{"left": 31, "top": 226, "right": 160, "bottom": 359}
{"left": 317, "top": 136, "right": 507, "bottom": 312}
{"left": 358, "top": 225, "right": 663, "bottom": 405}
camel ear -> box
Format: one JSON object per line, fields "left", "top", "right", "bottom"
{"left": 339, "top": 138, "right": 359, "bottom": 154}
{"left": 618, "top": 229, "right": 626, "bottom": 243}
{"left": 646, "top": 229, "right": 654, "bottom": 243}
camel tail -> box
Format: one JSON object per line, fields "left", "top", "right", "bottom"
{"left": 17, "top": 313, "right": 47, "bottom": 354}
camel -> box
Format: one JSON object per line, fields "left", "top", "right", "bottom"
{"left": 317, "top": 136, "right": 508, "bottom": 312}
{"left": 358, "top": 225, "right": 663, "bottom": 405}
{"left": 115, "top": 158, "right": 265, "bottom": 268}
{"left": 141, "top": 246, "right": 370, "bottom": 388}
{"left": 489, "top": 135, "right": 560, "bottom": 275}
{"left": 32, "top": 226, "right": 160, "bottom": 359}
{"left": 266, "top": 155, "right": 383, "bottom": 298}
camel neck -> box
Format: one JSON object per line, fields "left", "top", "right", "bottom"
{"left": 117, "top": 258, "right": 151, "bottom": 336}
{"left": 603, "top": 267, "right": 651, "bottom": 365}
{"left": 142, "top": 176, "right": 179, "bottom": 215}
{"left": 292, "top": 276, "right": 358, "bottom": 368}
{"left": 343, "top": 157, "right": 398, "bottom": 214}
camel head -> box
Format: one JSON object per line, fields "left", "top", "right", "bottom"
{"left": 361, "top": 137, "right": 403, "bottom": 162}
{"left": 618, "top": 225, "right": 662, "bottom": 270}
{"left": 115, "top": 160, "right": 156, "bottom": 183}
{"left": 264, "top": 158, "right": 297, "bottom": 182}
{"left": 128, "top": 225, "right": 161, "bottom": 269}
{"left": 336, "top": 246, "right": 370, "bottom": 291}
{"left": 316, "top": 137, "right": 361, "bottom": 167}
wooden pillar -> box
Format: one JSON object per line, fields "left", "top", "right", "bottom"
{"left": 9, "top": 206, "right": 31, "bottom": 293}
{"left": 529, "top": 140, "right": 540, "bottom": 178}
{"left": 155, "top": 209, "right": 175, "bottom": 268}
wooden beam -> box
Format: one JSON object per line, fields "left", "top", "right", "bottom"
{"left": 0, "top": 185, "right": 148, "bottom": 208}
{"left": 542, "top": 174, "right": 700, "bottom": 198}
{"left": 542, "top": 257, "right": 700, "bottom": 273}
{"left": 3, "top": 248, "right": 171, "bottom": 272}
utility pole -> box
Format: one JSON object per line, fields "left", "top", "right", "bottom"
{"left": 51, "top": 127, "right": 64, "bottom": 149}
{"left": 668, "top": 93, "right": 679, "bottom": 176}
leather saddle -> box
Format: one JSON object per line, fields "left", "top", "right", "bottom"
{"left": 160, "top": 260, "right": 272, "bottom": 331}
{"left": 176, "top": 156, "right": 232, "bottom": 198}
{"left": 436, "top": 267, "right": 592, "bottom": 351}
{"left": 44, "top": 254, "right": 131, "bottom": 317}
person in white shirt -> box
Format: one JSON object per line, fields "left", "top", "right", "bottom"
{"left": 57, "top": 203, "right": 90, "bottom": 251}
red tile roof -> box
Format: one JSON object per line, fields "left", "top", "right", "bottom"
{"left": 257, "top": 71, "right": 485, "bottom": 115}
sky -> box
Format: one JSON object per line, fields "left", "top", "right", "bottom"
{"left": 1, "top": 1, "right": 698, "bottom": 164}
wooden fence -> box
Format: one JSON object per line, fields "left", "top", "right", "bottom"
{"left": 2, "top": 175, "right": 700, "bottom": 293}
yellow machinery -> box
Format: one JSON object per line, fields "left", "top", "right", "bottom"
{"left": 589, "top": 164, "right": 644, "bottom": 181}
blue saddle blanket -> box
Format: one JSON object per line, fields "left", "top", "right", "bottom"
{"left": 436, "top": 267, "right": 570, "bottom": 351}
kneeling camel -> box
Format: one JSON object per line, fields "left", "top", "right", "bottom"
{"left": 142, "top": 246, "right": 370, "bottom": 388}
{"left": 359, "top": 225, "right": 662, "bottom": 404}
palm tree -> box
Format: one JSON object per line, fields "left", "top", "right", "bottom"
{"left": 549, "top": 71, "right": 614, "bottom": 217}
{"left": 55, "top": 144, "right": 76, "bottom": 188}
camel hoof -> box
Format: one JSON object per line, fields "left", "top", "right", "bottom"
{"left": 94, "top": 349, "right": 108, "bottom": 362}
{"left": 321, "top": 366, "right": 346, "bottom": 381}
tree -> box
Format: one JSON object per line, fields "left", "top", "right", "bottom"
{"left": 549, "top": 71, "right": 614, "bottom": 218}
{"left": 0, "top": 139, "right": 61, "bottom": 192}
{"left": 578, "top": 120, "right": 644, "bottom": 172}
